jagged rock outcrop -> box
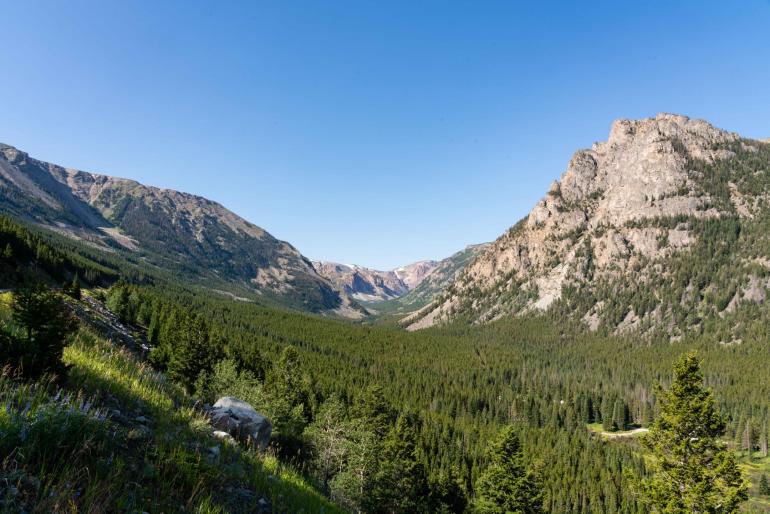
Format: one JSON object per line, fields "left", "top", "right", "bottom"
{"left": 409, "top": 114, "right": 770, "bottom": 333}
{"left": 209, "top": 397, "right": 272, "bottom": 452}
{"left": 313, "top": 262, "right": 410, "bottom": 302}
{"left": 313, "top": 259, "right": 440, "bottom": 303}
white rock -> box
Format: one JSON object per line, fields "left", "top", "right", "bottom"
{"left": 210, "top": 397, "right": 272, "bottom": 451}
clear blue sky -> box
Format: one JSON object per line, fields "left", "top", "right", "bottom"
{"left": 2, "top": 1, "right": 769, "bottom": 269}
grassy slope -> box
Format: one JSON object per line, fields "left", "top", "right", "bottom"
{"left": 737, "top": 452, "right": 770, "bottom": 512}
{"left": 0, "top": 293, "right": 342, "bottom": 513}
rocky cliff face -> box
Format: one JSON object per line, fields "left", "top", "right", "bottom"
{"left": 0, "top": 143, "right": 354, "bottom": 315}
{"left": 394, "top": 260, "right": 438, "bottom": 289}
{"left": 409, "top": 114, "right": 770, "bottom": 334}
{"left": 312, "top": 261, "right": 410, "bottom": 302}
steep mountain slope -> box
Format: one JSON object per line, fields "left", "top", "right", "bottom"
{"left": 394, "top": 260, "right": 438, "bottom": 289}
{"left": 372, "top": 244, "right": 489, "bottom": 315}
{"left": 409, "top": 114, "right": 770, "bottom": 336}
{"left": 312, "top": 261, "right": 410, "bottom": 302}
{"left": 0, "top": 143, "right": 352, "bottom": 315}
{"left": 312, "top": 258, "right": 445, "bottom": 305}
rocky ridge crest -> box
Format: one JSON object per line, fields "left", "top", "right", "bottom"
{"left": 409, "top": 114, "right": 767, "bottom": 332}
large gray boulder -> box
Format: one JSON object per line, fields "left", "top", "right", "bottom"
{"left": 210, "top": 397, "right": 272, "bottom": 451}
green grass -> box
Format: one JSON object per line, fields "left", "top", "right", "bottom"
{"left": 0, "top": 329, "right": 344, "bottom": 513}
{"left": 736, "top": 452, "right": 770, "bottom": 512}
{"left": 586, "top": 422, "right": 648, "bottom": 438}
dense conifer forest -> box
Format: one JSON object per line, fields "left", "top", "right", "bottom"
{"left": 0, "top": 211, "right": 767, "bottom": 512}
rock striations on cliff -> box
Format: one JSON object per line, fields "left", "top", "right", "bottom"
{"left": 408, "top": 114, "right": 770, "bottom": 335}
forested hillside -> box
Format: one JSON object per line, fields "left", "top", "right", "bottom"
{"left": 0, "top": 209, "right": 766, "bottom": 512}
{"left": 106, "top": 278, "right": 770, "bottom": 512}
{"left": 0, "top": 143, "right": 352, "bottom": 315}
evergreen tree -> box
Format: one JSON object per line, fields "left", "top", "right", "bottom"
{"left": 3, "top": 281, "right": 77, "bottom": 378}
{"left": 355, "top": 383, "right": 392, "bottom": 439}
{"left": 611, "top": 398, "right": 625, "bottom": 431}
{"left": 270, "top": 346, "right": 310, "bottom": 415}
{"left": 367, "top": 414, "right": 430, "bottom": 513}
{"left": 266, "top": 346, "right": 312, "bottom": 454}
{"left": 759, "top": 474, "right": 770, "bottom": 496}
{"left": 67, "top": 273, "right": 82, "bottom": 300}
{"left": 107, "top": 283, "right": 131, "bottom": 322}
{"left": 473, "top": 425, "right": 542, "bottom": 514}
{"left": 639, "top": 352, "right": 747, "bottom": 513}
{"left": 429, "top": 467, "right": 468, "bottom": 514}
{"left": 601, "top": 395, "right": 614, "bottom": 431}
{"left": 167, "top": 312, "right": 223, "bottom": 392}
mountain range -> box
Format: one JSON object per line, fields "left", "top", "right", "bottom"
{"left": 0, "top": 142, "right": 484, "bottom": 320}
{"left": 312, "top": 260, "right": 435, "bottom": 302}
{"left": 4, "top": 112, "right": 768, "bottom": 339}
{"left": 0, "top": 143, "right": 358, "bottom": 315}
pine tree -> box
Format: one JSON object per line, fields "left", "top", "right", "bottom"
{"left": 167, "top": 312, "right": 223, "bottom": 392}
{"left": 760, "top": 474, "right": 770, "bottom": 496}
{"left": 429, "top": 466, "right": 468, "bottom": 514}
{"left": 266, "top": 346, "right": 312, "bottom": 453}
{"left": 601, "top": 395, "right": 613, "bottom": 431}
{"left": 639, "top": 352, "right": 747, "bottom": 513}
{"left": 4, "top": 281, "right": 77, "bottom": 378}
{"left": 367, "top": 414, "right": 430, "bottom": 513}
{"left": 67, "top": 273, "right": 81, "bottom": 300}
{"left": 743, "top": 418, "right": 753, "bottom": 461}
{"left": 355, "top": 383, "right": 392, "bottom": 439}
{"left": 611, "top": 399, "right": 624, "bottom": 431}
{"left": 107, "top": 284, "right": 131, "bottom": 322}
{"left": 473, "top": 425, "right": 542, "bottom": 514}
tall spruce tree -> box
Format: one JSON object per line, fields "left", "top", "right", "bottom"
{"left": 473, "top": 425, "right": 542, "bottom": 514}
{"left": 4, "top": 281, "right": 77, "bottom": 378}
{"left": 639, "top": 352, "right": 747, "bottom": 513}
{"left": 167, "top": 312, "right": 222, "bottom": 392}
{"left": 67, "top": 273, "right": 81, "bottom": 300}
{"left": 759, "top": 474, "right": 770, "bottom": 496}
{"left": 367, "top": 414, "right": 430, "bottom": 513}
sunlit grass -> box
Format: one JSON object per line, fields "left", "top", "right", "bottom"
{"left": 0, "top": 329, "right": 344, "bottom": 513}
{"left": 734, "top": 451, "right": 770, "bottom": 512}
